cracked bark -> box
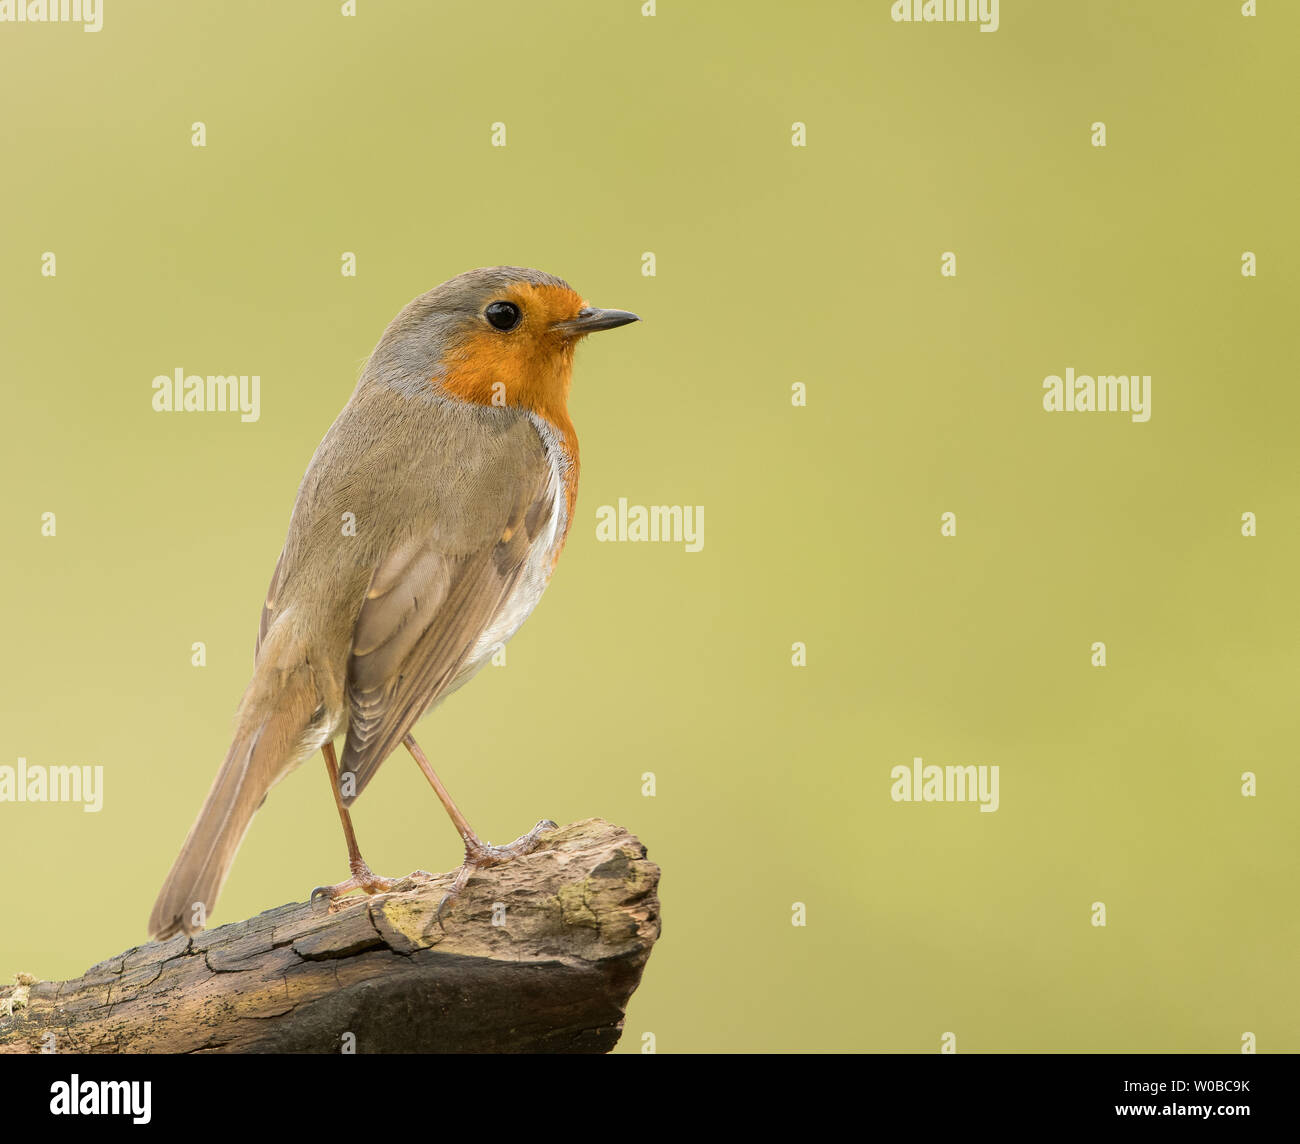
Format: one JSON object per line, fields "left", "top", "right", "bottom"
{"left": 0, "top": 818, "right": 659, "bottom": 1054}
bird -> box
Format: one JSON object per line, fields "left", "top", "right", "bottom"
{"left": 147, "top": 266, "right": 639, "bottom": 941}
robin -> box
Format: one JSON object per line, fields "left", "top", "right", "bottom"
{"left": 147, "top": 266, "right": 639, "bottom": 941}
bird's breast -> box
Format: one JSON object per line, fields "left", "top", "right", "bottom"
{"left": 465, "top": 447, "right": 566, "bottom": 669}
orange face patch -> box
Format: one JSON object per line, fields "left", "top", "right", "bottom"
{"left": 437, "top": 283, "right": 587, "bottom": 420}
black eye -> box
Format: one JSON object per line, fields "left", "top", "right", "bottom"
{"left": 485, "top": 301, "right": 522, "bottom": 331}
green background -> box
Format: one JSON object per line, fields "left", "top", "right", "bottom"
{"left": 1, "top": 0, "right": 1296, "bottom": 1052}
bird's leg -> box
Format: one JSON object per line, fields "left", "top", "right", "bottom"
{"left": 403, "top": 732, "right": 556, "bottom": 919}
{"left": 310, "top": 740, "right": 407, "bottom": 904}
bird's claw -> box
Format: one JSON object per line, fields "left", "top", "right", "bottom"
{"left": 463, "top": 818, "right": 558, "bottom": 865}
{"left": 310, "top": 862, "right": 424, "bottom": 910}
{"left": 433, "top": 818, "right": 558, "bottom": 928}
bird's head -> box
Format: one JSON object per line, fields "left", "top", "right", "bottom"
{"left": 368, "top": 267, "right": 639, "bottom": 424}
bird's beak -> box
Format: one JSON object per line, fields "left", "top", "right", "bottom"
{"left": 553, "top": 307, "right": 641, "bottom": 336}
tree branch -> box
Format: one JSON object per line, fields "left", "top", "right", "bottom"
{"left": 0, "top": 818, "right": 659, "bottom": 1054}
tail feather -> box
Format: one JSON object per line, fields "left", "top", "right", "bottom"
{"left": 148, "top": 664, "right": 318, "bottom": 941}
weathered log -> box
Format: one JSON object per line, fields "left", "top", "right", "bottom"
{"left": 0, "top": 818, "right": 659, "bottom": 1054}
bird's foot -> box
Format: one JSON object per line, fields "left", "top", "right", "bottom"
{"left": 463, "top": 818, "right": 558, "bottom": 866}
{"left": 311, "top": 859, "right": 430, "bottom": 909}
{"left": 435, "top": 818, "right": 558, "bottom": 924}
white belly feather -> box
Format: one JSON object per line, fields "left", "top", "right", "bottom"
{"left": 447, "top": 421, "right": 566, "bottom": 695}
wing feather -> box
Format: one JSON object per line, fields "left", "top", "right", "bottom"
{"left": 337, "top": 448, "right": 558, "bottom": 804}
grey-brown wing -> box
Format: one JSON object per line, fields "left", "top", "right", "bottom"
{"left": 336, "top": 453, "right": 557, "bottom": 805}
